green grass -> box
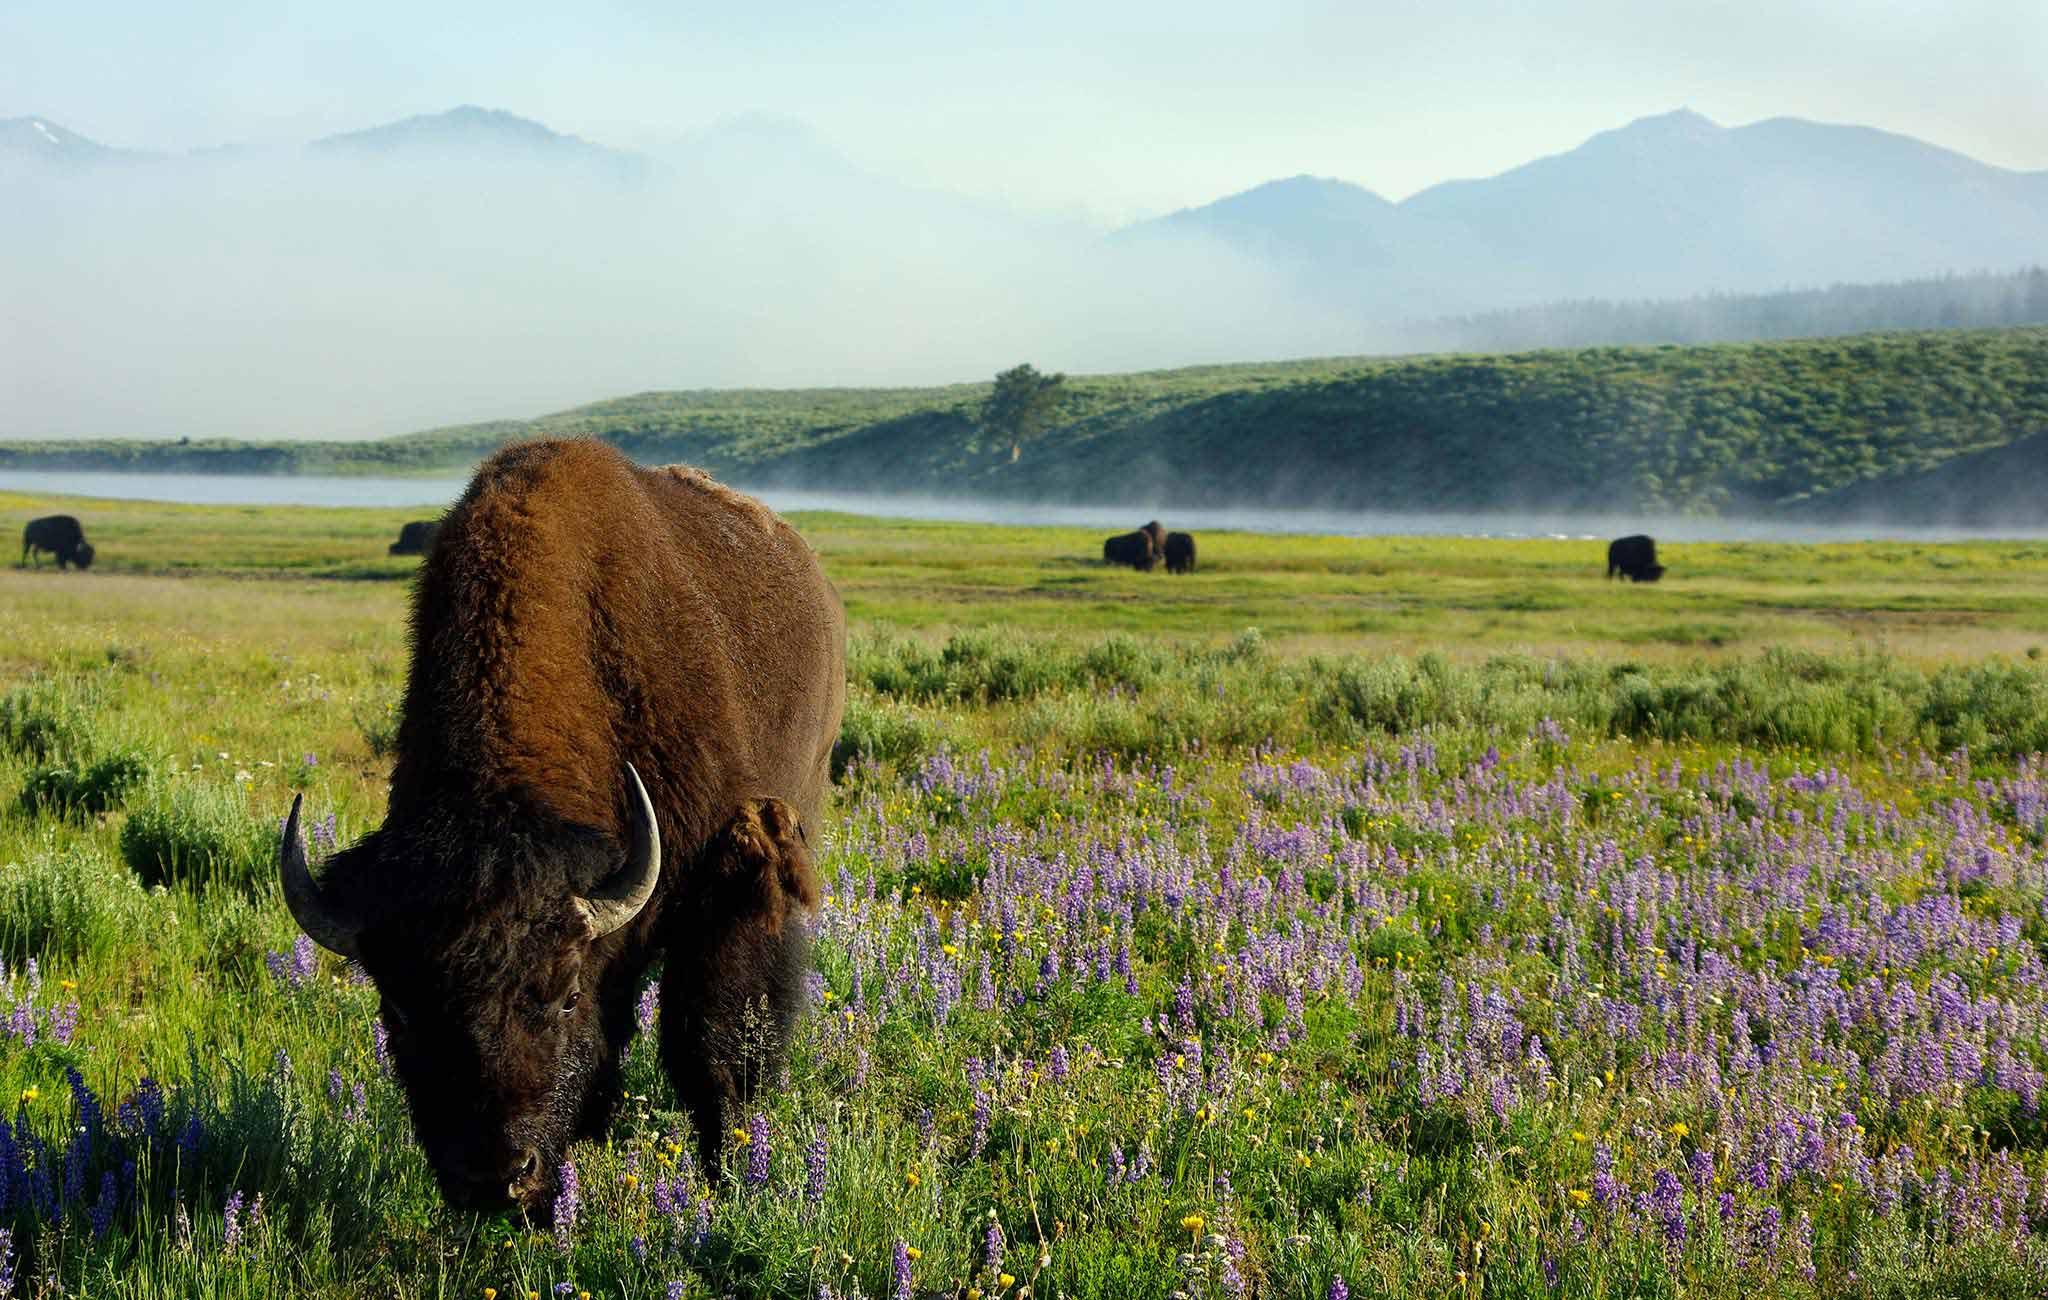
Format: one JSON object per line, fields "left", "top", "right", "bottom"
{"left": 5, "top": 497, "right": 2048, "bottom": 1296}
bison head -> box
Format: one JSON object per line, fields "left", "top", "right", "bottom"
{"left": 71, "top": 542, "right": 94, "bottom": 570}
{"left": 278, "top": 766, "right": 662, "bottom": 1212}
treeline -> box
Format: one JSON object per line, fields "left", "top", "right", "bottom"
{"left": 1416, "top": 266, "right": 2048, "bottom": 353}
{"left": 6, "top": 327, "right": 2048, "bottom": 520}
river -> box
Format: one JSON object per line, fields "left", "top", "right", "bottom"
{"left": 0, "top": 470, "right": 2040, "bottom": 543}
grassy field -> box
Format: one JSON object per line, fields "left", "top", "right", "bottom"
{"left": 5, "top": 490, "right": 2048, "bottom": 1296}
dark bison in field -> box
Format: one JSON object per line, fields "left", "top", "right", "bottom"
{"left": 388, "top": 520, "right": 441, "bottom": 556}
{"left": 1607, "top": 534, "right": 1665, "bottom": 582}
{"left": 1103, "top": 530, "right": 1157, "bottom": 570}
{"left": 20, "top": 515, "right": 94, "bottom": 570}
{"left": 1163, "top": 531, "right": 1196, "bottom": 574}
{"left": 1140, "top": 520, "right": 1166, "bottom": 552}
{"left": 279, "top": 439, "right": 845, "bottom": 1211}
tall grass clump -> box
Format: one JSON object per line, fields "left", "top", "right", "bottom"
{"left": 119, "top": 778, "right": 275, "bottom": 893}
{"left": 0, "top": 838, "right": 160, "bottom": 963}
{"left": 0, "top": 676, "right": 100, "bottom": 762}
{"left": 832, "top": 694, "right": 946, "bottom": 779}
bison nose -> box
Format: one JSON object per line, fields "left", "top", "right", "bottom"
{"left": 515, "top": 1146, "right": 540, "bottom": 1182}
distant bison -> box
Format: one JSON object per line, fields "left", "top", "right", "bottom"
{"left": 1163, "top": 531, "right": 1196, "bottom": 574}
{"left": 21, "top": 515, "right": 94, "bottom": 570}
{"left": 1140, "top": 520, "right": 1166, "bottom": 552}
{"left": 389, "top": 520, "right": 442, "bottom": 556}
{"left": 1103, "top": 530, "right": 1157, "bottom": 571}
{"left": 1607, "top": 534, "right": 1664, "bottom": 582}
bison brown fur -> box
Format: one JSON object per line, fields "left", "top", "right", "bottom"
{"left": 281, "top": 439, "right": 845, "bottom": 1213}
{"left": 659, "top": 797, "right": 819, "bottom": 1172}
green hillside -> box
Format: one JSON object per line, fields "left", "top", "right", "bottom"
{"left": 6, "top": 327, "right": 2047, "bottom": 519}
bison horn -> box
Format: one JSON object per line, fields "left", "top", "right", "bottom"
{"left": 576, "top": 763, "right": 663, "bottom": 938}
{"left": 278, "top": 793, "right": 361, "bottom": 959}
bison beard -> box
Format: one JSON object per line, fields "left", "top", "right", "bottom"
{"left": 277, "top": 439, "right": 844, "bottom": 1215}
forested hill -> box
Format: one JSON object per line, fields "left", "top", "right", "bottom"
{"left": 6, "top": 327, "right": 2047, "bottom": 521}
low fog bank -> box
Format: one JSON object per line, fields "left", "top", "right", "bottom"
{"left": 8, "top": 470, "right": 2044, "bottom": 543}
{"left": 0, "top": 147, "right": 1381, "bottom": 440}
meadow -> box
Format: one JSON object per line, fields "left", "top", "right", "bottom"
{"left": 5, "top": 490, "right": 2048, "bottom": 1296}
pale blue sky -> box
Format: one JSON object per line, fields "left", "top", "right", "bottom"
{"left": 6, "top": 0, "right": 2044, "bottom": 221}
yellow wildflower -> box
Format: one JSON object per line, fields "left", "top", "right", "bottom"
{"left": 906, "top": 1171, "right": 921, "bottom": 1187}
{"left": 1570, "top": 1189, "right": 1590, "bottom": 1205}
{"left": 59, "top": 979, "right": 77, "bottom": 993}
{"left": 18, "top": 1088, "right": 36, "bottom": 1104}
{"left": 483, "top": 1291, "right": 497, "bottom": 1300}
{"left": 999, "top": 1274, "right": 1016, "bottom": 1288}
{"left": 1670, "top": 1122, "right": 1689, "bottom": 1139}
{"left": 1181, "top": 1214, "right": 1205, "bottom": 1235}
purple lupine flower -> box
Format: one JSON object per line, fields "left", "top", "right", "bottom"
{"left": 804, "top": 1126, "right": 828, "bottom": 1205}
{"left": 893, "top": 1239, "right": 913, "bottom": 1300}
{"left": 745, "top": 1113, "right": 771, "bottom": 1188}
{"left": 1652, "top": 1168, "right": 1685, "bottom": 1249}
{"left": 637, "top": 979, "right": 660, "bottom": 1032}
{"left": 552, "top": 1159, "right": 580, "bottom": 1252}
{"left": 1329, "top": 1275, "right": 1349, "bottom": 1300}
{"left": 1049, "top": 1044, "right": 1070, "bottom": 1082}
{"left": 984, "top": 1215, "right": 1005, "bottom": 1272}
{"left": 222, "top": 1190, "right": 245, "bottom": 1257}
{"left": 666, "top": 1284, "right": 686, "bottom": 1300}
{"left": 89, "top": 1171, "right": 116, "bottom": 1239}
{"left": 553, "top": 1285, "right": 576, "bottom": 1298}
{"left": 0, "top": 1229, "right": 13, "bottom": 1298}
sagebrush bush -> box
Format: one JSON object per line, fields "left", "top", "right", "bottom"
{"left": 0, "top": 838, "right": 160, "bottom": 962}
{"left": 120, "top": 778, "right": 275, "bottom": 893}
{"left": 17, "top": 747, "right": 151, "bottom": 817}
{"left": 832, "top": 694, "right": 945, "bottom": 779}
{"left": 0, "top": 677, "right": 100, "bottom": 762}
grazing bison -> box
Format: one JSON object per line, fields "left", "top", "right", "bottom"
{"left": 1163, "top": 531, "right": 1196, "bottom": 574}
{"left": 20, "top": 515, "right": 94, "bottom": 570}
{"left": 388, "top": 519, "right": 442, "bottom": 556}
{"left": 1607, "top": 534, "right": 1664, "bottom": 582}
{"left": 278, "top": 439, "right": 845, "bottom": 1211}
{"left": 1103, "top": 530, "right": 1157, "bottom": 570}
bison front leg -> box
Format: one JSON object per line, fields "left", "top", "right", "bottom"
{"left": 658, "top": 798, "right": 819, "bottom": 1179}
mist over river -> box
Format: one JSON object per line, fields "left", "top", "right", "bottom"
{"left": 2, "top": 470, "right": 2043, "bottom": 543}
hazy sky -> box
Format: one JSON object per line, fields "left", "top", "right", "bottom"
{"left": 6, "top": 0, "right": 2044, "bottom": 222}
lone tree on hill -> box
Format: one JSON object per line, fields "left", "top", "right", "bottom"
{"left": 984, "top": 363, "right": 1066, "bottom": 462}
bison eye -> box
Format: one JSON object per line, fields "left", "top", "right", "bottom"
{"left": 561, "top": 989, "right": 581, "bottom": 1014}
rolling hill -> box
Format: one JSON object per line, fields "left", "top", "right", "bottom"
{"left": 6, "top": 327, "right": 2047, "bottom": 525}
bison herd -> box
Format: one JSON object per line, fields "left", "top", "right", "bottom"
{"left": 1102, "top": 519, "right": 1197, "bottom": 574}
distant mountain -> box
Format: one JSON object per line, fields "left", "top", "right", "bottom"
{"left": 0, "top": 116, "right": 152, "bottom": 172}
{"left": 1127, "top": 109, "right": 2048, "bottom": 314}
{"left": 308, "top": 105, "right": 646, "bottom": 179}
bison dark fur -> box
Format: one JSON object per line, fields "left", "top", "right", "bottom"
{"left": 388, "top": 519, "right": 442, "bottom": 556}
{"left": 284, "top": 439, "right": 844, "bottom": 1212}
{"left": 1102, "top": 530, "right": 1157, "bottom": 570}
{"left": 1163, "top": 531, "right": 1196, "bottom": 574}
{"left": 1607, "top": 534, "right": 1662, "bottom": 582}
{"left": 21, "top": 515, "right": 93, "bottom": 570}
{"left": 1140, "top": 520, "right": 1166, "bottom": 552}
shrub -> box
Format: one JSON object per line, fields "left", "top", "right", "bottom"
{"left": 0, "top": 840, "right": 160, "bottom": 963}
{"left": 832, "top": 695, "right": 944, "bottom": 780}
{"left": 18, "top": 748, "right": 151, "bottom": 817}
{"left": 120, "top": 779, "right": 275, "bottom": 893}
{"left": 0, "top": 677, "right": 98, "bottom": 762}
